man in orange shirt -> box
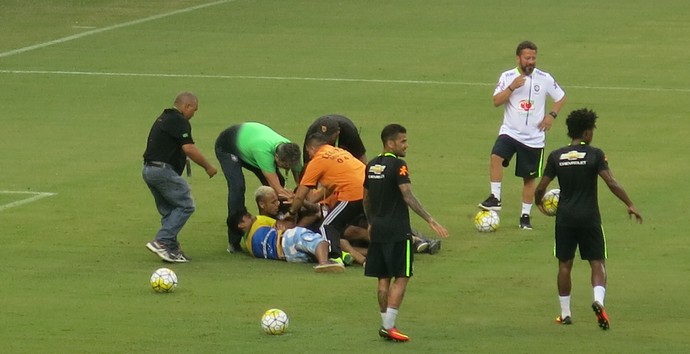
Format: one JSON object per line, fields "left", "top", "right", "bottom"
{"left": 286, "top": 133, "right": 367, "bottom": 261}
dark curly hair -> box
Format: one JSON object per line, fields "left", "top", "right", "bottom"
{"left": 566, "top": 108, "right": 598, "bottom": 139}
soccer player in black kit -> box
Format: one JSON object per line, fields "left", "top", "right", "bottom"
{"left": 363, "top": 124, "right": 449, "bottom": 342}
{"left": 535, "top": 108, "right": 642, "bottom": 330}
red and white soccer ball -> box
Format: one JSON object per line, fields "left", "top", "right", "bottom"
{"left": 474, "top": 210, "right": 500, "bottom": 232}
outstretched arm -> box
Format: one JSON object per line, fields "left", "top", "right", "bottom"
{"left": 399, "top": 183, "right": 449, "bottom": 238}
{"left": 599, "top": 169, "right": 643, "bottom": 223}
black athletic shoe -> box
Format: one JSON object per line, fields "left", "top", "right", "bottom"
{"left": 426, "top": 239, "right": 442, "bottom": 255}
{"left": 478, "top": 194, "right": 502, "bottom": 211}
{"left": 413, "top": 239, "right": 429, "bottom": 253}
{"left": 519, "top": 214, "right": 532, "bottom": 230}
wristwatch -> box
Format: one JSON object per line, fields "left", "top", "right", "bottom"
{"left": 549, "top": 111, "right": 558, "bottom": 119}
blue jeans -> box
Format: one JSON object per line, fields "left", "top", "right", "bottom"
{"left": 142, "top": 165, "right": 195, "bottom": 250}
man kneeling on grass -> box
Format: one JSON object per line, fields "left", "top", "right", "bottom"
{"left": 237, "top": 212, "right": 345, "bottom": 273}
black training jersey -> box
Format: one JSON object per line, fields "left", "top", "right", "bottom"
{"left": 543, "top": 142, "right": 609, "bottom": 227}
{"left": 143, "top": 108, "right": 194, "bottom": 175}
{"left": 364, "top": 153, "right": 411, "bottom": 242}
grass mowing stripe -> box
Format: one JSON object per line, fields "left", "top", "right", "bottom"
{"left": 0, "top": 191, "right": 57, "bottom": 211}
{"left": 1, "top": 69, "right": 689, "bottom": 93}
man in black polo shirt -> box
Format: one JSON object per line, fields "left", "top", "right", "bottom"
{"left": 535, "top": 108, "right": 642, "bottom": 330}
{"left": 302, "top": 114, "right": 367, "bottom": 165}
{"left": 363, "top": 124, "right": 449, "bottom": 342}
{"left": 142, "top": 92, "right": 217, "bottom": 263}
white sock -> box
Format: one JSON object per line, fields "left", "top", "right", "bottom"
{"left": 594, "top": 286, "right": 606, "bottom": 306}
{"left": 383, "top": 307, "right": 398, "bottom": 330}
{"left": 380, "top": 312, "right": 386, "bottom": 324}
{"left": 559, "top": 295, "right": 571, "bottom": 318}
{"left": 521, "top": 203, "right": 532, "bottom": 215}
{"left": 491, "top": 182, "right": 502, "bottom": 200}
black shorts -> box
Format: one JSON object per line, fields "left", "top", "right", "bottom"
{"left": 555, "top": 224, "right": 607, "bottom": 261}
{"left": 491, "top": 135, "right": 544, "bottom": 178}
{"left": 364, "top": 239, "right": 414, "bottom": 278}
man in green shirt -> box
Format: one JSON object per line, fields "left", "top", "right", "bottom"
{"left": 215, "top": 122, "right": 302, "bottom": 252}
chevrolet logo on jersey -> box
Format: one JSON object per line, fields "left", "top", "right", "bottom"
{"left": 368, "top": 164, "right": 386, "bottom": 179}
{"left": 560, "top": 150, "right": 586, "bottom": 161}
{"left": 368, "top": 164, "right": 386, "bottom": 174}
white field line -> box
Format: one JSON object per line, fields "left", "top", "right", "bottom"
{"left": 0, "top": 0, "right": 236, "bottom": 59}
{"left": 1, "top": 69, "right": 689, "bottom": 93}
{"left": 0, "top": 191, "right": 57, "bottom": 212}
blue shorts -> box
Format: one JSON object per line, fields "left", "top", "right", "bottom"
{"left": 281, "top": 227, "right": 327, "bottom": 263}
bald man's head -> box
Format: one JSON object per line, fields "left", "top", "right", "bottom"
{"left": 174, "top": 92, "right": 199, "bottom": 119}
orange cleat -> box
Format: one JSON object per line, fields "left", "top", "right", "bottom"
{"left": 555, "top": 315, "right": 572, "bottom": 325}
{"left": 592, "top": 302, "right": 610, "bottom": 330}
{"left": 378, "top": 327, "right": 409, "bottom": 342}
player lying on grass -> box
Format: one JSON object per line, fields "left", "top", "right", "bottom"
{"left": 236, "top": 211, "right": 345, "bottom": 273}
{"left": 253, "top": 185, "right": 367, "bottom": 265}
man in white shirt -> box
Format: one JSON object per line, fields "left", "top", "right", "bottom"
{"left": 478, "top": 41, "right": 567, "bottom": 230}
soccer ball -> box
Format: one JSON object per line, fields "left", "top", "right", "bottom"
{"left": 474, "top": 210, "right": 500, "bottom": 232}
{"left": 542, "top": 189, "right": 560, "bottom": 216}
{"left": 261, "top": 309, "right": 289, "bottom": 335}
{"left": 150, "top": 268, "right": 178, "bottom": 293}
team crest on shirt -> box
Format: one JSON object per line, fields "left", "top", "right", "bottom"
{"left": 534, "top": 84, "right": 540, "bottom": 92}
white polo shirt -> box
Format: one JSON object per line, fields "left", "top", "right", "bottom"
{"left": 493, "top": 68, "right": 565, "bottom": 148}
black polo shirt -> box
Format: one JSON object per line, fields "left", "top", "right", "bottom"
{"left": 303, "top": 115, "right": 366, "bottom": 163}
{"left": 143, "top": 108, "right": 194, "bottom": 175}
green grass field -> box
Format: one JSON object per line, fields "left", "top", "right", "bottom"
{"left": 2, "top": 0, "right": 689, "bottom": 352}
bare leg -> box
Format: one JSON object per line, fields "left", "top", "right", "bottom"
{"left": 387, "top": 277, "right": 410, "bottom": 309}
{"left": 340, "top": 239, "right": 366, "bottom": 264}
{"left": 377, "top": 278, "right": 391, "bottom": 312}
{"left": 589, "top": 259, "right": 607, "bottom": 287}
{"left": 558, "top": 259, "right": 574, "bottom": 296}
{"left": 523, "top": 177, "right": 537, "bottom": 204}
{"left": 314, "top": 241, "right": 331, "bottom": 265}
{"left": 489, "top": 154, "right": 504, "bottom": 183}
{"left": 343, "top": 225, "right": 370, "bottom": 242}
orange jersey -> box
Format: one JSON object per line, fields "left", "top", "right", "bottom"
{"left": 301, "top": 145, "right": 365, "bottom": 201}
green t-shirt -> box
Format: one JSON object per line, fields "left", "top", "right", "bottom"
{"left": 236, "top": 122, "right": 301, "bottom": 174}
